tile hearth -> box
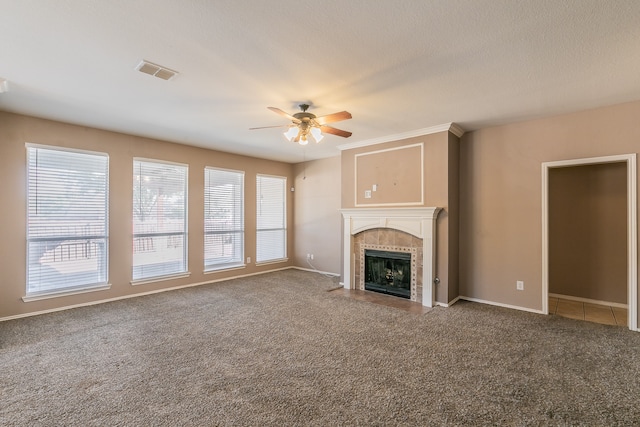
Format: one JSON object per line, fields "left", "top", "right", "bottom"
{"left": 329, "top": 287, "right": 432, "bottom": 314}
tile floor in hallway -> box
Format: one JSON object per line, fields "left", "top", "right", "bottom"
{"left": 549, "top": 296, "right": 628, "bottom": 326}
{"left": 331, "top": 289, "right": 628, "bottom": 326}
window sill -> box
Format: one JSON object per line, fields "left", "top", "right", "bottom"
{"left": 204, "top": 264, "right": 246, "bottom": 274}
{"left": 255, "top": 257, "right": 288, "bottom": 267}
{"left": 131, "top": 272, "right": 191, "bottom": 286}
{"left": 23, "top": 283, "right": 112, "bottom": 302}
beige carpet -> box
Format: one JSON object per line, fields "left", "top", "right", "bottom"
{"left": 1, "top": 269, "right": 640, "bottom": 426}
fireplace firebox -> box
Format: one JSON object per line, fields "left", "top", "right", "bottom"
{"left": 364, "top": 249, "right": 411, "bottom": 299}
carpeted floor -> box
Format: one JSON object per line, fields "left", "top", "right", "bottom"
{"left": 1, "top": 269, "right": 640, "bottom": 426}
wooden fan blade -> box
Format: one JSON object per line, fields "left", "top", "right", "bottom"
{"left": 267, "top": 107, "right": 301, "bottom": 123}
{"left": 320, "top": 125, "right": 352, "bottom": 138}
{"left": 314, "top": 111, "right": 352, "bottom": 125}
{"left": 249, "top": 125, "right": 289, "bottom": 130}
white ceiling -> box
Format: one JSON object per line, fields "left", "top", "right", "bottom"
{"left": 1, "top": 1, "right": 640, "bottom": 163}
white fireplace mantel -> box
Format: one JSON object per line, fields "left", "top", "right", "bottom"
{"left": 340, "top": 207, "right": 441, "bottom": 307}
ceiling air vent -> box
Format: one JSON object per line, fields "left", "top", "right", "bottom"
{"left": 135, "top": 60, "right": 178, "bottom": 81}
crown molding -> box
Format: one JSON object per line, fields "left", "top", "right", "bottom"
{"left": 448, "top": 123, "right": 465, "bottom": 138}
{"left": 337, "top": 122, "right": 465, "bottom": 151}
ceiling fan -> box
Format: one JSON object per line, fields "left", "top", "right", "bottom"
{"left": 250, "top": 104, "right": 352, "bottom": 145}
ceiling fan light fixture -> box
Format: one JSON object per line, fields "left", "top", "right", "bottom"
{"left": 310, "top": 127, "right": 323, "bottom": 143}
{"left": 283, "top": 126, "right": 299, "bottom": 141}
{"left": 254, "top": 104, "right": 352, "bottom": 145}
{"left": 0, "top": 78, "right": 9, "bottom": 93}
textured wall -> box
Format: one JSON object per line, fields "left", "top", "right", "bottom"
{"left": 292, "top": 156, "right": 342, "bottom": 275}
{"left": 0, "top": 112, "right": 294, "bottom": 319}
{"left": 460, "top": 100, "right": 640, "bottom": 321}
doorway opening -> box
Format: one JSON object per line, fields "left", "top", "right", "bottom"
{"left": 542, "top": 154, "right": 637, "bottom": 331}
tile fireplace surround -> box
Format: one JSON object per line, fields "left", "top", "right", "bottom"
{"left": 340, "top": 208, "right": 441, "bottom": 307}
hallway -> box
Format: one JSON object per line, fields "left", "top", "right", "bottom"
{"left": 549, "top": 296, "right": 627, "bottom": 326}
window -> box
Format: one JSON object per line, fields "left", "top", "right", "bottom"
{"left": 204, "top": 167, "right": 244, "bottom": 270}
{"left": 256, "top": 174, "right": 287, "bottom": 263}
{"left": 26, "top": 145, "right": 109, "bottom": 295}
{"left": 133, "top": 159, "right": 188, "bottom": 281}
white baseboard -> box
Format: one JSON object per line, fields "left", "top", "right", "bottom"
{"left": 0, "top": 266, "right": 294, "bottom": 322}
{"left": 436, "top": 296, "right": 460, "bottom": 308}
{"left": 459, "top": 296, "right": 544, "bottom": 315}
{"left": 292, "top": 266, "right": 340, "bottom": 277}
{"left": 549, "top": 293, "right": 628, "bottom": 309}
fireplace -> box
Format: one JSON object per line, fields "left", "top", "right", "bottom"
{"left": 359, "top": 242, "right": 418, "bottom": 300}
{"left": 340, "top": 207, "right": 441, "bottom": 307}
{"left": 364, "top": 249, "right": 411, "bottom": 299}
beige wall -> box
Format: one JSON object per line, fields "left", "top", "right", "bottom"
{"left": 293, "top": 157, "right": 342, "bottom": 275}
{"left": 0, "top": 112, "right": 294, "bottom": 319}
{"left": 549, "top": 162, "right": 627, "bottom": 304}
{"left": 341, "top": 131, "right": 460, "bottom": 303}
{"left": 354, "top": 144, "right": 423, "bottom": 206}
{"left": 6, "top": 98, "right": 639, "bottom": 325}
{"left": 460, "top": 100, "right": 640, "bottom": 323}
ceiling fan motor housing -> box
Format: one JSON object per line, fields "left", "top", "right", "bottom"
{"left": 293, "top": 106, "right": 317, "bottom": 136}
{"left": 293, "top": 112, "right": 316, "bottom": 122}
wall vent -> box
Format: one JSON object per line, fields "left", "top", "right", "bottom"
{"left": 135, "top": 60, "right": 178, "bottom": 81}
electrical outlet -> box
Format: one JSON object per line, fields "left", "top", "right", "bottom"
{"left": 306, "top": 253, "right": 311, "bottom": 259}
{"left": 364, "top": 190, "right": 372, "bottom": 199}
{"left": 516, "top": 280, "right": 524, "bottom": 291}
{"left": 310, "top": 254, "right": 314, "bottom": 260}
{"left": 246, "top": 257, "right": 251, "bottom": 264}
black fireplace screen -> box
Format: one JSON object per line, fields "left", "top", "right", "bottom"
{"left": 364, "top": 249, "right": 411, "bottom": 299}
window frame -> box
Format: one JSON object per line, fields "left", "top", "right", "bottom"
{"left": 24, "top": 144, "right": 110, "bottom": 300}
{"left": 132, "top": 158, "right": 189, "bottom": 283}
{"left": 256, "top": 173, "right": 288, "bottom": 264}
{"left": 204, "top": 166, "right": 245, "bottom": 272}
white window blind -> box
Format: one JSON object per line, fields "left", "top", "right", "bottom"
{"left": 133, "top": 159, "right": 188, "bottom": 281}
{"left": 256, "top": 174, "right": 287, "bottom": 263}
{"left": 26, "top": 145, "right": 109, "bottom": 295}
{"left": 204, "top": 168, "right": 244, "bottom": 270}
